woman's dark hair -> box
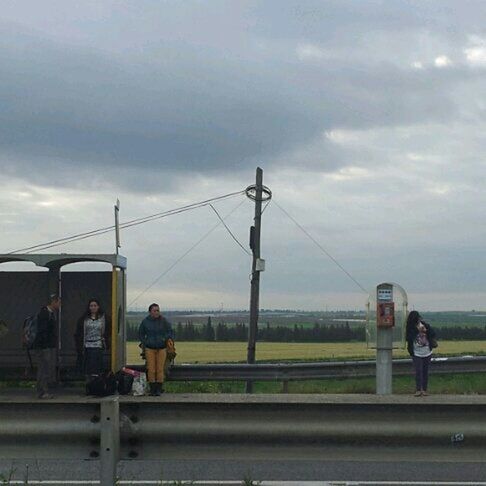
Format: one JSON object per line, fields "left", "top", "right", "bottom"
{"left": 406, "top": 310, "right": 421, "bottom": 332}
{"left": 83, "top": 299, "right": 104, "bottom": 320}
{"left": 148, "top": 303, "right": 159, "bottom": 312}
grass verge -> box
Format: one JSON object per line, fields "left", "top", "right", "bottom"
{"left": 2, "top": 373, "right": 485, "bottom": 395}
{"left": 163, "top": 372, "right": 486, "bottom": 395}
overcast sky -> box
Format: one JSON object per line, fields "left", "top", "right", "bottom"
{"left": 1, "top": 0, "right": 486, "bottom": 311}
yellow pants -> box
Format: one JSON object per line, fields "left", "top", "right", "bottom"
{"left": 145, "top": 348, "right": 167, "bottom": 383}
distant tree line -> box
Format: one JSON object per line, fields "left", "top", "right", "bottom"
{"left": 434, "top": 326, "right": 486, "bottom": 341}
{"left": 127, "top": 316, "right": 486, "bottom": 343}
{"left": 127, "top": 317, "right": 365, "bottom": 342}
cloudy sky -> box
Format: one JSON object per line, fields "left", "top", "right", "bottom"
{"left": 1, "top": 0, "right": 486, "bottom": 311}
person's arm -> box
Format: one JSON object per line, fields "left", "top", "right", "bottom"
{"left": 36, "top": 307, "right": 49, "bottom": 339}
{"left": 138, "top": 320, "right": 146, "bottom": 346}
{"left": 405, "top": 325, "right": 415, "bottom": 356}
{"left": 166, "top": 320, "right": 175, "bottom": 341}
{"left": 405, "top": 324, "right": 414, "bottom": 341}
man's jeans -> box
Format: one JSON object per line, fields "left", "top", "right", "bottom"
{"left": 35, "top": 348, "right": 57, "bottom": 396}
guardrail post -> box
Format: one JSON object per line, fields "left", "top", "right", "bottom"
{"left": 100, "top": 397, "right": 120, "bottom": 486}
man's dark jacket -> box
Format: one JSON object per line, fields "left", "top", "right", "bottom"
{"left": 34, "top": 306, "right": 57, "bottom": 349}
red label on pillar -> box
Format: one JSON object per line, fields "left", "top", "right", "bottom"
{"left": 377, "top": 302, "right": 395, "bottom": 328}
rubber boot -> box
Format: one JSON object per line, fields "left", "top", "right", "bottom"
{"left": 149, "top": 383, "right": 157, "bottom": 396}
{"left": 157, "top": 382, "right": 165, "bottom": 394}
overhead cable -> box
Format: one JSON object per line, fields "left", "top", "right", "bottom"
{"left": 272, "top": 199, "right": 368, "bottom": 294}
{"left": 8, "top": 190, "right": 245, "bottom": 254}
{"left": 209, "top": 204, "right": 251, "bottom": 257}
{"left": 128, "top": 198, "right": 247, "bottom": 307}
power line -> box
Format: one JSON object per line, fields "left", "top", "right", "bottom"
{"left": 118, "top": 190, "right": 245, "bottom": 228}
{"left": 260, "top": 199, "right": 272, "bottom": 215}
{"left": 209, "top": 204, "right": 251, "bottom": 256}
{"left": 8, "top": 190, "right": 245, "bottom": 254}
{"left": 10, "top": 224, "right": 115, "bottom": 254}
{"left": 128, "top": 198, "right": 248, "bottom": 307}
{"left": 22, "top": 201, "right": 239, "bottom": 254}
{"left": 272, "top": 199, "right": 368, "bottom": 294}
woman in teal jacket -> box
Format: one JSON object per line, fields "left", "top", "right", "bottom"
{"left": 138, "top": 303, "right": 174, "bottom": 395}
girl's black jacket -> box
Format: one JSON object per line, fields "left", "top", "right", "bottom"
{"left": 406, "top": 321, "right": 436, "bottom": 357}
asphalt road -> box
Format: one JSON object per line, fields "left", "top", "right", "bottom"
{"left": 1, "top": 459, "right": 486, "bottom": 483}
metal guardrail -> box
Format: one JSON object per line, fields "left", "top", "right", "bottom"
{"left": 2, "top": 355, "right": 485, "bottom": 384}
{"left": 146, "top": 355, "right": 486, "bottom": 382}
{"left": 1, "top": 395, "right": 486, "bottom": 485}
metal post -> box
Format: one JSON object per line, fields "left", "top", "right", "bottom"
{"left": 376, "top": 327, "right": 393, "bottom": 395}
{"left": 114, "top": 199, "right": 121, "bottom": 255}
{"left": 111, "top": 267, "right": 118, "bottom": 372}
{"left": 100, "top": 397, "right": 120, "bottom": 486}
{"left": 246, "top": 168, "right": 263, "bottom": 393}
{"left": 48, "top": 266, "right": 61, "bottom": 381}
{"left": 376, "top": 283, "right": 394, "bottom": 395}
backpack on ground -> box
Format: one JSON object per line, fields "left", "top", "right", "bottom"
{"left": 115, "top": 369, "right": 134, "bottom": 395}
{"left": 22, "top": 315, "right": 38, "bottom": 350}
{"left": 86, "top": 371, "right": 117, "bottom": 397}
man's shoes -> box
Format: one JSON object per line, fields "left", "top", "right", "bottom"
{"left": 421, "top": 391, "right": 429, "bottom": 396}
{"left": 38, "top": 393, "right": 54, "bottom": 399}
{"left": 414, "top": 391, "right": 422, "bottom": 397}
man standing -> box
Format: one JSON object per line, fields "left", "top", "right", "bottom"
{"left": 34, "top": 294, "right": 61, "bottom": 399}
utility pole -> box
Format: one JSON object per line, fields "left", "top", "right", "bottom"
{"left": 246, "top": 167, "right": 264, "bottom": 393}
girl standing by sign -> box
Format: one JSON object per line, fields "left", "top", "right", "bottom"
{"left": 406, "top": 310, "right": 437, "bottom": 396}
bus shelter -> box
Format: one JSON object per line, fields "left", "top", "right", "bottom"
{"left": 0, "top": 253, "right": 127, "bottom": 379}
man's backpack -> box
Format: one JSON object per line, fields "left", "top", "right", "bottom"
{"left": 22, "top": 315, "right": 38, "bottom": 349}
{"left": 86, "top": 371, "right": 117, "bottom": 397}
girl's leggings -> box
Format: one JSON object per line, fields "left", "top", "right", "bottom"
{"left": 413, "top": 355, "right": 432, "bottom": 391}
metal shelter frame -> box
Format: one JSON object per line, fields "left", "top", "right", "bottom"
{"left": 0, "top": 253, "right": 127, "bottom": 374}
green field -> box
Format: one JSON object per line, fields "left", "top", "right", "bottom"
{"left": 125, "top": 340, "right": 486, "bottom": 394}
{"left": 127, "top": 340, "right": 486, "bottom": 364}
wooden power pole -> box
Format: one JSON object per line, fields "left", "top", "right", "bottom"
{"left": 246, "top": 167, "right": 264, "bottom": 392}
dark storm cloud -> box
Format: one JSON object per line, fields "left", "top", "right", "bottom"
{"left": 0, "top": 22, "right": 322, "bottom": 179}
{"left": 1, "top": 0, "right": 482, "bottom": 190}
